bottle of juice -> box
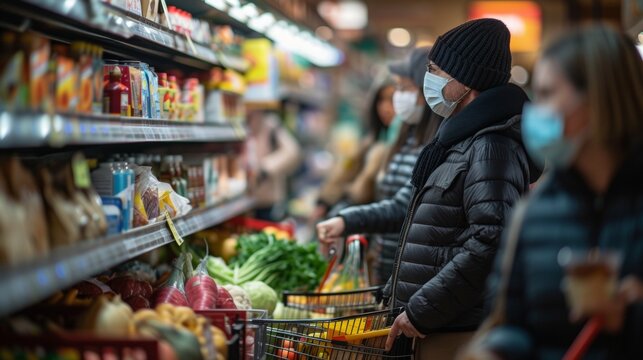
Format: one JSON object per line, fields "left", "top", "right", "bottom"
{"left": 168, "top": 75, "right": 180, "bottom": 120}
{"left": 103, "top": 66, "right": 129, "bottom": 116}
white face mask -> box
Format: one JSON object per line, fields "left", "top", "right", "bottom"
{"left": 392, "top": 90, "right": 419, "bottom": 120}
{"left": 423, "top": 71, "right": 469, "bottom": 118}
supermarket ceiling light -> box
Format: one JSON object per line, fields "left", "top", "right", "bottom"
{"left": 248, "top": 12, "right": 276, "bottom": 33}
{"left": 205, "top": 0, "right": 343, "bottom": 67}
{"left": 229, "top": 3, "right": 259, "bottom": 23}
{"left": 318, "top": 1, "right": 368, "bottom": 30}
{"left": 388, "top": 28, "right": 412, "bottom": 47}
{"left": 205, "top": 0, "right": 227, "bottom": 11}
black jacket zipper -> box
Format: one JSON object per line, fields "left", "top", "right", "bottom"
{"left": 388, "top": 185, "right": 427, "bottom": 306}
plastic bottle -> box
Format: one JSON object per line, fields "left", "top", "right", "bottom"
{"left": 111, "top": 162, "right": 130, "bottom": 231}
{"left": 175, "top": 155, "right": 188, "bottom": 198}
{"left": 168, "top": 75, "right": 180, "bottom": 120}
{"left": 158, "top": 72, "right": 171, "bottom": 120}
{"left": 121, "top": 159, "right": 136, "bottom": 230}
{"left": 103, "top": 66, "right": 129, "bottom": 116}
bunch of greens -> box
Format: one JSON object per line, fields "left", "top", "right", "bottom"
{"left": 206, "top": 234, "right": 327, "bottom": 294}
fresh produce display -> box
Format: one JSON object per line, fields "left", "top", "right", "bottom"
{"left": 186, "top": 253, "right": 219, "bottom": 310}
{"left": 241, "top": 281, "right": 278, "bottom": 315}
{"left": 131, "top": 303, "right": 227, "bottom": 360}
{"left": 154, "top": 254, "right": 190, "bottom": 307}
{"left": 216, "top": 286, "right": 238, "bottom": 309}
{"left": 221, "top": 284, "right": 252, "bottom": 310}
{"left": 80, "top": 295, "right": 134, "bottom": 337}
{"left": 207, "top": 231, "right": 326, "bottom": 294}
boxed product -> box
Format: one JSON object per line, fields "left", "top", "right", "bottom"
{"left": 0, "top": 32, "right": 28, "bottom": 111}
{"left": 74, "top": 42, "right": 94, "bottom": 113}
{"left": 148, "top": 67, "right": 160, "bottom": 118}
{"left": 53, "top": 47, "right": 78, "bottom": 112}
{"left": 27, "top": 34, "right": 51, "bottom": 111}
{"left": 91, "top": 45, "right": 105, "bottom": 114}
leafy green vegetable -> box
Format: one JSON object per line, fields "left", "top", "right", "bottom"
{"left": 242, "top": 280, "right": 278, "bottom": 315}
{"left": 206, "top": 233, "right": 327, "bottom": 294}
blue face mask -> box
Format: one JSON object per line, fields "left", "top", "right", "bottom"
{"left": 522, "top": 103, "right": 584, "bottom": 168}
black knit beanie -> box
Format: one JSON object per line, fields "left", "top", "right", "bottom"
{"left": 429, "top": 18, "right": 512, "bottom": 91}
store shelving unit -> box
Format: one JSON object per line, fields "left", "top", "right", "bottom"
{"left": 0, "top": 1, "right": 257, "bottom": 317}
{"left": 1, "top": 0, "right": 248, "bottom": 72}
{"left": 0, "top": 196, "right": 254, "bottom": 317}
{"left": 0, "top": 112, "right": 245, "bottom": 149}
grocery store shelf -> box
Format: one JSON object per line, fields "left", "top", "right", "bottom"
{"left": 0, "top": 196, "right": 255, "bottom": 317}
{"left": 1, "top": 0, "right": 247, "bottom": 73}
{"left": 0, "top": 112, "right": 246, "bottom": 149}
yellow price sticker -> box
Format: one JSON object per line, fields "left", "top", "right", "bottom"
{"left": 232, "top": 122, "right": 246, "bottom": 138}
{"left": 72, "top": 153, "right": 91, "bottom": 189}
{"left": 165, "top": 211, "right": 184, "bottom": 246}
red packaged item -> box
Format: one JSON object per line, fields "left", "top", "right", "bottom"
{"left": 153, "top": 254, "right": 189, "bottom": 307}
{"left": 185, "top": 254, "right": 218, "bottom": 310}
{"left": 103, "top": 66, "right": 129, "bottom": 115}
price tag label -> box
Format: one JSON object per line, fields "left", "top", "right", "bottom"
{"left": 72, "top": 153, "right": 91, "bottom": 189}
{"left": 232, "top": 122, "right": 245, "bottom": 139}
{"left": 164, "top": 211, "right": 184, "bottom": 246}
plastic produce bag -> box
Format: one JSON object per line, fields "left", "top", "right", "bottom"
{"left": 185, "top": 251, "right": 218, "bottom": 311}
{"left": 159, "top": 182, "right": 192, "bottom": 218}
{"left": 320, "top": 235, "right": 370, "bottom": 292}
{"left": 2, "top": 157, "right": 49, "bottom": 256}
{"left": 134, "top": 166, "right": 159, "bottom": 227}
{"left": 153, "top": 253, "right": 189, "bottom": 307}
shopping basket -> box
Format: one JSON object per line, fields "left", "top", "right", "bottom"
{"left": 253, "top": 308, "right": 413, "bottom": 360}
{"left": 281, "top": 286, "right": 383, "bottom": 318}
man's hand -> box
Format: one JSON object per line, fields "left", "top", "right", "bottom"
{"left": 316, "top": 217, "right": 346, "bottom": 257}
{"left": 385, "top": 311, "right": 425, "bottom": 351}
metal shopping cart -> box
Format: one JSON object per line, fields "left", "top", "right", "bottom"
{"left": 253, "top": 308, "right": 413, "bottom": 360}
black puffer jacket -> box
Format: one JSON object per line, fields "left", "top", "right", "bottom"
{"left": 342, "top": 115, "right": 538, "bottom": 333}
{"left": 483, "top": 155, "right": 643, "bottom": 360}
{"left": 392, "top": 115, "right": 535, "bottom": 333}
{"left": 371, "top": 128, "right": 421, "bottom": 282}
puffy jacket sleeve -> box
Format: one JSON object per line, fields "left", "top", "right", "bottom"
{"left": 339, "top": 181, "right": 413, "bottom": 236}
{"left": 406, "top": 135, "right": 529, "bottom": 332}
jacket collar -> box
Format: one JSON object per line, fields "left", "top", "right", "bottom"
{"left": 450, "top": 115, "right": 522, "bottom": 153}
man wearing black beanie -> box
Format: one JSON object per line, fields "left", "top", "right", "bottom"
{"left": 374, "top": 18, "right": 540, "bottom": 358}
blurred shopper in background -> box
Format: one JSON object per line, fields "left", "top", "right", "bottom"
{"left": 246, "top": 110, "right": 301, "bottom": 221}
{"left": 319, "top": 18, "right": 540, "bottom": 359}
{"left": 462, "top": 24, "right": 643, "bottom": 360}
{"left": 317, "top": 47, "right": 443, "bottom": 285}
{"left": 312, "top": 83, "right": 395, "bottom": 219}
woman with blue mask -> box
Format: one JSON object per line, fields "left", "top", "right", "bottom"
{"left": 462, "top": 24, "right": 643, "bottom": 360}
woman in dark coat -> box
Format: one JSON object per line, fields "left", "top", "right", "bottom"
{"left": 466, "top": 24, "right": 643, "bottom": 360}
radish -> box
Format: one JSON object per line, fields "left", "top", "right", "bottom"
{"left": 185, "top": 255, "right": 218, "bottom": 310}
{"left": 154, "top": 254, "right": 189, "bottom": 307}
{"left": 216, "top": 286, "right": 237, "bottom": 309}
